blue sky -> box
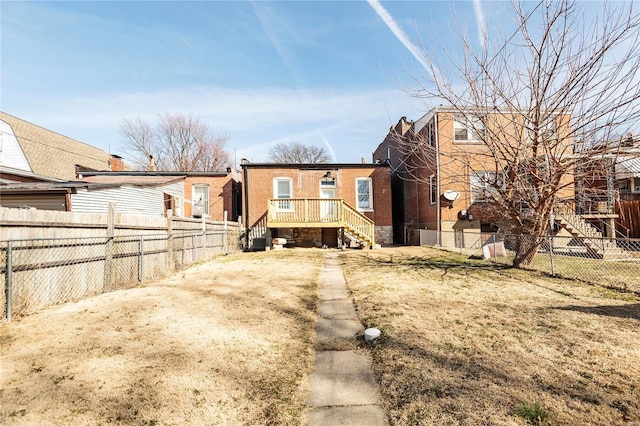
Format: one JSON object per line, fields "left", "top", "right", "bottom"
{"left": 1, "top": 1, "right": 486, "bottom": 167}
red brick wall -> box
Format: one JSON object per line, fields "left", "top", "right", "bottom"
{"left": 243, "top": 165, "right": 393, "bottom": 229}
{"left": 184, "top": 174, "right": 240, "bottom": 221}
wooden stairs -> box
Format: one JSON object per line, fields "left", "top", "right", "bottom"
{"left": 555, "top": 213, "right": 630, "bottom": 260}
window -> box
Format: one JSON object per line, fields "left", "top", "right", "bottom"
{"left": 470, "top": 171, "right": 503, "bottom": 203}
{"left": 192, "top": 184, "right": 210, "bottom": 216}
{"left": 454, "top": 114, "right": 485, "bottom": 142}
{"left": 526, "top": 115, "right": 557, "bottom": 142}
{"left": 429, "top": 176, "right": 437, "bottom": 205}
{"left": 426, "top": 120, "right": 435, "bottom": 146}
{"left": 356, "top": 178, "right": 373, "bottom": 210}
{"left": 273, "top": 178, "right": 293, "bottom": 210}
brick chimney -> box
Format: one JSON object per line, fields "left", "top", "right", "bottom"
{"left": 109, "top": 155, "right": 124, "bottom": 171}
{"left": 147, "top": 155, "right": 157, "bottom": 171}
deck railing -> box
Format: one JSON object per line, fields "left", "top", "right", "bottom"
{"left": 267, "top": 198, "right": 375, "bottom": 245}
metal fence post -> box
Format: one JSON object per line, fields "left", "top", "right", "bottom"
{"left": 104, "top": 203, "right": 115, "bottom": 291}
{"left": 549, "top": 213, "right": 556, "bottom": 277}
{"left": 548, "top": 234, "right": 556, "bottom": 277}
{"left": 224, "top": 211, "right": 228, "bottom": 255}
{"left": 5, "top": 239, "right": 12, "bottom": 322}
{"left": 138, "top": 235, "right": 145, "bottom": 283}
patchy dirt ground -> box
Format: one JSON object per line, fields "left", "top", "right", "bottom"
{"left": 0, "top": 250, "right": 323, "bottom": 425}
{"left": 342, "top": 247, "right": 640, "bottom": 426}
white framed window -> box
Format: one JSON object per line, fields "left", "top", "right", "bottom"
{"left": 355, "top": 177, "right": 373, "bottom": 211}
{"left": 192, "top": 184, "right": 210, "bottom": 216}
{"left": 429, "top": 176, "right": 437, "bottom": 205}
{"left": 470, "top": 171, "right": 504, "bottom": 203}
{"left": 273, "top": 177, "right": 293, "bottom": 210}
{"left": 426, "top": 120, "right": 435, "bottom": 147}
{"left": 526, "top": 115, "right": 557, "bottom": 142}
{"left": 454, "top": 114, "right": 485, "bottom": 142}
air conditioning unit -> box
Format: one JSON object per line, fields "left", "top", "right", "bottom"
{"left": 458, "top": 210, "right": 474, "bottom": 221}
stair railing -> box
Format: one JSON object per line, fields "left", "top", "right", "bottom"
{"left": 341, "top": 201, "right": 375, "bottom": 246}
{"left": 554, "top": 202, "right": 605, "bottom": 251}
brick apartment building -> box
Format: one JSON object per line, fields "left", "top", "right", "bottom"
{"left": 374, "top": 107, "right": 575, "bottom": 245}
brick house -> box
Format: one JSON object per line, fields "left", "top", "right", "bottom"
{"left": 241, "top": 162, "right": 393, "bottom": 249}
{"left": 182, "top": 170, "right": 242, "bottom": 221}
{"left": 374, "top": 107, "right": 580, "bottom": 245}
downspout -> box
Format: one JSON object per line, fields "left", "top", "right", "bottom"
{"left": 435, "top": 114, "right": 441, "bottom": 246}
{"left": 242, "top": 162, "right": 250, "bottom": 250}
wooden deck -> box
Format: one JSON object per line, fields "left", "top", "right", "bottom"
{"left": 267, "top": 198, "right": 375, "bottom": 246}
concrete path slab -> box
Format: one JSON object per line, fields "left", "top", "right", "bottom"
{"left": 307, "top": 405, "right": 388, "bottom": 425}
{"left": 308, "top": 351, "right": 381, "bottom": 406}
{"left": 316, "top": 318, "right": 362, "bottom": 344}
{"left": 306, "top": 253, "right": 388, "bottom": 425}
{"left": 318, "top": 300, "right": 358, "bottom": 320}
{"left": 321, "top": 285, "right": 350, "bottom": 300}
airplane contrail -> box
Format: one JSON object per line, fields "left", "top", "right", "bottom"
{"left": 367, "top": 0, "right": 432, "bottom": 77}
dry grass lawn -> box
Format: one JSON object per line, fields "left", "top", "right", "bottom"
{"left": 2, "top": 246, "right": 639, "bottom": 426}
{"left": 0, "top": 250, "right": 323, "bottom": 425}
{"left": 342, "top": 247, "right": 640, "bottom": 426}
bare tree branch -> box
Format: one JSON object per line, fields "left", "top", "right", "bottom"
{"left": 119, "top": 113, "right": 231, "bottom": 171}
{"left": 391, "top": 0, "right": 640, "bottom": 266}
{"left": 268, "top": 142, "right": 330, "bottom": 164}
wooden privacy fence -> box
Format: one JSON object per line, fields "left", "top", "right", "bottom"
{"left": 0, "top": 206, "right": 242, "bottom": 320}
{"left": 617, "top": 200, "right": 640, "bottom": 238}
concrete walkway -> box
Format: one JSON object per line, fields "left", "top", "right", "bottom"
{"left": 306, "top": 253, "right": 388, "bottom": 426}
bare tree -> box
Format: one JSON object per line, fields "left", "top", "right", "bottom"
{"left": 120, "top": 113, "right": 231, "bottom": 171}
{"left": 268, "top": 142, "right": 330, "bottom": 164}
{"left": 393, "top": 0, "right": 640, "bottom": 267}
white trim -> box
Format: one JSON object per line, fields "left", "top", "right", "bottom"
{"left": 453, "top": 113, "right": 485, "bottom": 143}
{"left": 192, "top": 183, "right": 210, "bottom": 217}
{"left": 429, "top": 175, "right": 436, "bottom": 205}
{"left": 355, "top": 177, "right": 373, "bottom": 211}
{"left": 273, "top": 177, "right": 294, "bottom": 211}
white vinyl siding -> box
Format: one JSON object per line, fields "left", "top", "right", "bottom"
{"left": 71, "top": 181, "right": 184, "bottom": 217}
{"left": 355, "top": 178, "right": 373, "bottom": 211}
{"left": 0, "top": 120, "right": 31, "bottom": 172}
{"left": 71, "top": 186, "right": 165, "bottom": 216}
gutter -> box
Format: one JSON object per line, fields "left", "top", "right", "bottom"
{"left": 242, "top": 162, "right": 250, "bottom": 250}
{"left": 435, "top": 113, "right": 441, "bottom": 246}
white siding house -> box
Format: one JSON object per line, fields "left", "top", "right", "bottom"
{"left": 73, "top": 175, "right": 186, "bottom": 217}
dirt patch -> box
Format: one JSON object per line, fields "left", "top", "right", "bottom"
{"left": 0, "top": 249, "right": 323, "bottom": 425}
{"left": 342, "top": 246, "right": 640, "bottom": 426}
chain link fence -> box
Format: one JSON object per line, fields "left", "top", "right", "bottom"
{"left": 1, "top": 226, "right": 241, "bottom": 320}
{"left": 417, "top": 229, "right": 640, "bottom": 293}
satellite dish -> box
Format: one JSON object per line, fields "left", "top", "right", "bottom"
{"left": 443, "top": 190, "right": 460, "bottom": 202}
